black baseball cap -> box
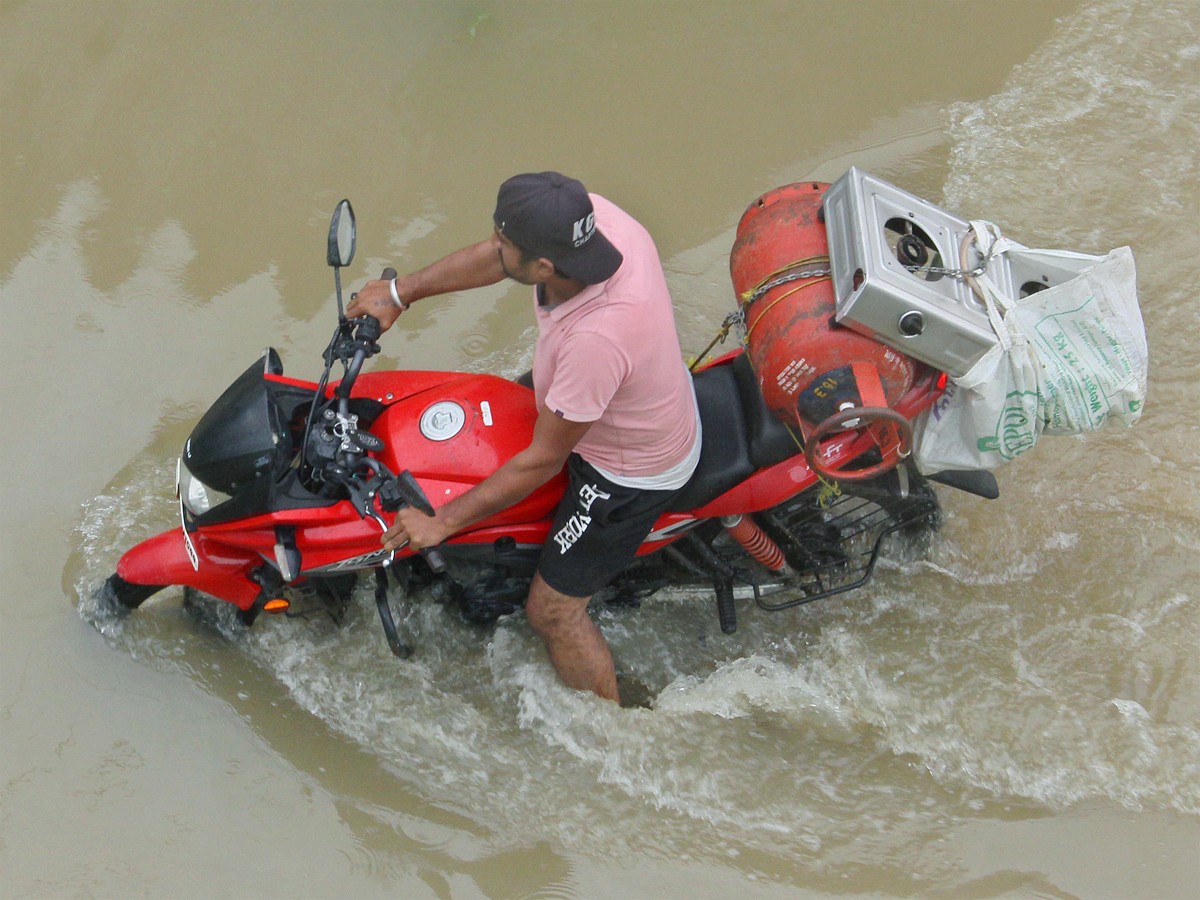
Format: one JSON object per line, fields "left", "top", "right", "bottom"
{"left": 493, "top": 172, "right": 624, "bottom": 285}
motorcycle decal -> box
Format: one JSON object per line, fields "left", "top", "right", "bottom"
{"left": 174, "top": 458, "right": 200, "bottom": 571}
{"left": 420, "top": 400, "right": 466, "bottom": 441}
{"left": 304, "top": 548, "right": 393, "bottom": 574}
{"left": 177, "top": 503, "right": 199, "bottom": 570}
{"left": 644, "top": 518, "right": 701, "bottom": 543}
{"left": 480, "top": 400, "right": 493, "bottom": 426}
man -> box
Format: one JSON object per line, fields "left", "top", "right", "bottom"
{"left": 346, "top": 172, "right": 700, "bottom": 703}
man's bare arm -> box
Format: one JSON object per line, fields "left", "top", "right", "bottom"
{"left": 345, "top": 235, "right": 504, "bottom": 330}
{"left": 384, "top": 407, "right": 592, "bottom": 551}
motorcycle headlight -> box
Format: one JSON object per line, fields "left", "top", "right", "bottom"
{"left": 177, "top": 457, "right": 233, "bottom": 516}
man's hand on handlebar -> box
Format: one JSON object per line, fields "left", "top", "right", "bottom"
{"left": 346, "top": 278, "right": 405, "bottom": 332}
{"left": 383, "top": 506, "right": 452, "bottom": 553}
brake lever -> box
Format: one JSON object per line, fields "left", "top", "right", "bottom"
{"left": 374, "top": 567, "right": 411, "bottom": 659}
{"left": 378, "top": 471, "right": 448, "bottom": 574}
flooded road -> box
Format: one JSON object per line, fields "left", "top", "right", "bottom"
{"left": 3, "top": 1, "right": 1197, "bottom": 897}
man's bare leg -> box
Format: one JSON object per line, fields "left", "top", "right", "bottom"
{"left": 525, "top": 572, "right": 619, "bottom": 703}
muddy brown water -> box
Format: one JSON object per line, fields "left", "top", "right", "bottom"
{"left": 3, "top": 1, "right": 1198, "bottom": 897}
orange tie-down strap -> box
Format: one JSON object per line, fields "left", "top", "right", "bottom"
{"left": 852, "top": 362, "right": 903, "bottom": 455}
{"left": 851, "top": 361, "right": 887, "bottom": 408}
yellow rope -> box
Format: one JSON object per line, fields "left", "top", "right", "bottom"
{"left": 816, "top": 473, "right": 843, "bottom": 508}
{"left": 689, "top": 322, "right": 732, "bottom": 372}
{"left": 743, "top": 276, "right": 832, "bottom": 341}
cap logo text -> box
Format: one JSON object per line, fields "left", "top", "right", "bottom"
{"left": 572, "top": 212, "right": 595, "bottom": 247}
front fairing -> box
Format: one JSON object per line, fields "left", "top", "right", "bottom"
{"left": 181, "top": 351, "right": 328, "bottom": 527}
{"left": 175, "top": 367, "right": 564, "bottom": 580}
{"left": 184, "top": 350, "right": 291, "bottom": 494}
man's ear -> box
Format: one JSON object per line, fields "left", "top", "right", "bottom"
{"left": 531, "top": 257, "right": 558, "bottom": 281}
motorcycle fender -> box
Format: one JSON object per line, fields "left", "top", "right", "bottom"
{"left": 116, "top": 528, "right": 262, "bottom": 609}
{"left": 685, "top": 454, "right": 817, "bottom": 518}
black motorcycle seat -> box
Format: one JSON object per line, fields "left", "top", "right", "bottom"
{"left": 668, "top": 355, "right": 801, "bottom": 513}
{"left": 730, "top": 351, "right": 802, "bottom": 469}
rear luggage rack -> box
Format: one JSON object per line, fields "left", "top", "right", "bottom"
{"left": 755, "top": 476, "right": 939, "bottom": 610}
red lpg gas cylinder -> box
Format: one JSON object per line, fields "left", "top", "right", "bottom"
{"left": 730, "top": 182, "right": 915, "bottom": 431}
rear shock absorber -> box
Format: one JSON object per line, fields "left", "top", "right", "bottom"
{"left": 721, "top": 515, "right": 790, "bottom": 573}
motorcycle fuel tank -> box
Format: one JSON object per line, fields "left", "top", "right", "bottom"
{"left": 358, "top": 371, "right": 567, "bottom": 527}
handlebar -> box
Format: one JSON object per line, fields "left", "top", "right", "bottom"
{"left": 334, "top": 307, "right": 383, "bottom": 405}
{"left": 338, "top": 267, "right": 395, "bottom": 398}
{"left": 322, "top": 268, "right": 447, "bottom": 575}
{"left": 368, "top": 270, "right": 446, "bottom": 574}
{"left": 379, "top": 470, "right": 447, "bottom": 575}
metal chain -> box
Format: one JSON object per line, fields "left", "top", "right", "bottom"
{"left": 903, "top": 262, "right": 981, "bottom": 278}
{"left": 740, "top": 234, "right": 999, "bottom": 299}
{"left": 726, "top": 305, "right": 746, "bottom": 340}
{"left": 902, "top": 236, "right": 999, "bottom": 280}
{"left": 742, "top": 267, "right": 832, "bottom": 307}
{"left": 721, "top": 237, "right": 996, "bottom": 365}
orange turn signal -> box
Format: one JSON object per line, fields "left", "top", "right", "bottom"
{"left": 263, "top": 598, "right": 290, "bottom": 614}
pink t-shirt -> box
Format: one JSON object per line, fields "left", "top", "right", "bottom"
{"left": 532, "top": 194, "right": 700, "bottom": 485}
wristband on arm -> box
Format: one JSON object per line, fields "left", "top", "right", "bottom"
{"left": 389, "top": 277, "right": 408, "bottom": 310}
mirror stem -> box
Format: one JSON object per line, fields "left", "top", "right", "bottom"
{"left": 333, "top": 266, "right": 345, "bottom": 322}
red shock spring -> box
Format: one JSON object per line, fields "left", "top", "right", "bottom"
{"left": 721, "top": 515, "right": 789, "bottom": 573}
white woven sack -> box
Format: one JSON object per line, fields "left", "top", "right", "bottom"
{"left": 914, "top": 224, "right": 1147, "bottom": 474}
{"left": 1005, "top": 244, "right": 1146, "bottom": 434}
{"left": 913, "top": 329, "right": 1044, "bottom": 473}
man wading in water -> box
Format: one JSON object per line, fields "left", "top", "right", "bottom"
{"left": 347, "top": 172, "right": 700, "bottom": 703}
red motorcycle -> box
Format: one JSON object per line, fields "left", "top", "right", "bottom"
{"left": 104, "top": 183, "right": 995, "bottom": 656}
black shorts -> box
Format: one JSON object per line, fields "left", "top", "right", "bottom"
{"left": 537, "top": 454, "right": 680, "bottom": 598}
